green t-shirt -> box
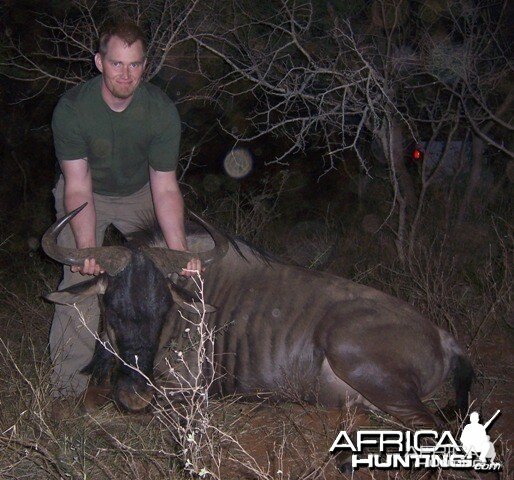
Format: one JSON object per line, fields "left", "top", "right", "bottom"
{"left": 52, "top": 75, "right": 181, "bottom": 196}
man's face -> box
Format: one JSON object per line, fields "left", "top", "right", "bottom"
{"left": 95, "top": 36, "right": 146, "bottom": 100}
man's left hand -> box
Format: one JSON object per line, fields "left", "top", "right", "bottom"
{"left": 181, "top": 257, "right": 203, "bottom": 277}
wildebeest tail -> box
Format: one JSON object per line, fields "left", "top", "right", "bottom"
{"left": 452, "top": 353, "right": 474, "bottom": 416}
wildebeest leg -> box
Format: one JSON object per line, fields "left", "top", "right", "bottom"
{"left": 375, "top": 398, "right": 442, "bottom": 428}
{"left": 81, "top": 347, "right": 114, "bottom": 413}
{"left": 80, "top": 320, "right": 115, "bottom": 412}
{"left": 322, "top": 356, "right": 441, "bottom": 428}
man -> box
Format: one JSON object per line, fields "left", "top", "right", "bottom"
{"left": 50, "top": 21, "right": 200, "bottom": 400}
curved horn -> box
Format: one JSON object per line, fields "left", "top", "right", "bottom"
{"left": 188, "top": 211, "right": 229, "bottom": 265}
{"left": 142, "top": 210, "right": 229, "bottom": 274}
{"left": 42, "top": 203, "right": 132, "bottom": 276}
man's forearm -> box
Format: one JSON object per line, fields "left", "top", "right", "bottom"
{"left": 150, "top": 169, "right": 201, "bottom": 276}
{"left": 60, "top": 160, "right": 103, "bottom": 275}
{"left": 63, "top": 171, "right": 96, "bottom": 249}
{"left": 153, "top": 189, "right": 188, "bottom": 251}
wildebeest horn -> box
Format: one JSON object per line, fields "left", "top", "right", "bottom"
{"left": 187, "top": 211, "right": 229, "bottom": 265}
{"left": 142, "top": 211, "right": 229, "bottom": 274}
{"left": 42, "top": 203, "right": 132, "bottom": 276}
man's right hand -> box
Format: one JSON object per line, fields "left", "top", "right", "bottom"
{"left": 71, "top": 258, "right": 104, "bottom": 276}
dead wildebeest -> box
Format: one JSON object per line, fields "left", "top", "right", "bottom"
{"left": 43, "top": 204, "right": 473, "bottom": 427}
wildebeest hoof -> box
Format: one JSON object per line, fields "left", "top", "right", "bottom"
{"left": 82, "top": 385, "right": 113, "bottom": 413}
{"left": 115, "top": 388, "right": 153, "bottom": 413}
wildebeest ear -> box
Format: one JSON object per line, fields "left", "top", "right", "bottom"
{"left": 44, "top": 275, "right": 108, "bottom": 305}
{"left": 167, "top": 281, "right": 216, "bottom": 314}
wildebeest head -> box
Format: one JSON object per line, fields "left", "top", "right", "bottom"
{"left": 42, "top": 203, "right": 226, "bottom": 412}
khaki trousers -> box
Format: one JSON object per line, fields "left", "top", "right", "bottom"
{"left": 49, "top": 176, "right": 155, "bottom": 397}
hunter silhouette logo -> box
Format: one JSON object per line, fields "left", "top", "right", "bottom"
{"left": 460, "top": 410, "right": 499, "bottom": 462}
{"left": 330, "top": 410, "right": 503, "bottom": 471}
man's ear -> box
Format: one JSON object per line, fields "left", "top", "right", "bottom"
{"left": 44, "top": 275, "right": 108, "bottom": 305}
{"left": 94, "top": 53, "right": 103, "bottom": 73}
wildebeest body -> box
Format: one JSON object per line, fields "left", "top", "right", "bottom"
{"left": 43, "top": 206, "right": 473, "bottom": 427}
{"left": 155, "top": 236, "right": 468, "bottom": 426}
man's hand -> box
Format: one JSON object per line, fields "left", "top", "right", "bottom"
{"left": 71, "top": 258, "right": 105, "bottom": 276}
{"left": 180, "top": 257, "right": 203, "bottom": 277}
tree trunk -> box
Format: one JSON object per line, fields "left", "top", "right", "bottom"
{"left": 378, "top": 118, "right": 418, "bottom": 264}
{"left": 380, "top": 119, "right": 418, "bottom": 211}
{"left": 457, "top": 134, "right": 484, "bottom": 225}
{"left": 393, "top": 120, "right": 417, "bottom": 210}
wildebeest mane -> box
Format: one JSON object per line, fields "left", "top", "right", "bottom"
{"left": 230, "top": 234, "right": 284, "bottom": 266}
{"left": 125, "top": 217, "right": 199, "bottom": 248}
{"left": 126, "top": 214, "right": 281, "bottom": 266}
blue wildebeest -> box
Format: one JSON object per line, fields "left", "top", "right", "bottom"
{"left": 43, "top": 204, "right": 473, "bottom": 427}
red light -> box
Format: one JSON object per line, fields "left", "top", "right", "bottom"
{"left": 412, "top": 149, "right": 423, "bottom": 160}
